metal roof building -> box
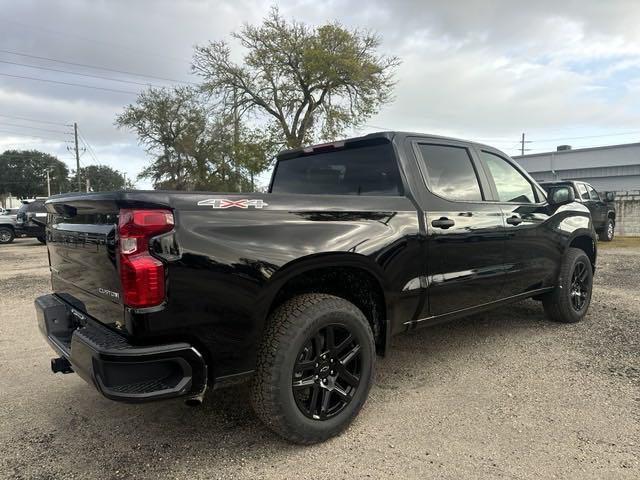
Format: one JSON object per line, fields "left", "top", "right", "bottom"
{"left": 512, "top": 142, "right": 640, "bottom": 192}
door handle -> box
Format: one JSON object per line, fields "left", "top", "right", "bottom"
{"left": 431, "top": 217, "right": 455, "bottom": 229}
{"left": 506, "top": 215, "right": 523, "bottom": 226}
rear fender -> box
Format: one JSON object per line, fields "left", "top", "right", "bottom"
{"left": 257, "top": 252, "right": 392, "bottom": 349}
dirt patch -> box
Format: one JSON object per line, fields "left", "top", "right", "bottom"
{"left": 0, "top": 239, "right": 638, "bottom": 479}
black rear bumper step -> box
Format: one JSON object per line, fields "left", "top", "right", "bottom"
{"left": 35, "top": 294, "right": 207, "bottom": 403}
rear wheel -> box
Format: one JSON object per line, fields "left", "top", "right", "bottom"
{"left": 598, "top": 218, "right": 614, "bottom": 242}
{"left": 542, "top": 247, "right": 593, "bottom": 323}
{"left": 251, "top": 294, "right": 375, "bottom": 444}
{"left": 0, "top": 227, "right": 14, "bottom": 244}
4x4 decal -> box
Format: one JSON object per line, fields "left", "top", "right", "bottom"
{"left": 197, "top": 198, "right": 269, "bottom": 209}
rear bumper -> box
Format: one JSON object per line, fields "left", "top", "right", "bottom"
{"left": 35, "top": 294, "right": 207, "bottom": 403}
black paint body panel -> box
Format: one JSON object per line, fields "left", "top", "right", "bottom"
{"left": 43, "top": 132, "right": 597, "bottom": 385}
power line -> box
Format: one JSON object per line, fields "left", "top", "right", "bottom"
{"left": 0, "top": 20, "right": 189, "bottom": 64}
{"left": 0, "top": 129, "right": 66, "bottom": 142}
{"left": 0, "top": 59, "right": 166, "bottom": 88}
{"left": 0, "top": 122, "right": 69, "bottom": 134}
{"left": 530, "top": 131, "right": 640, "bottom": 142}
{"left": 0, "top": 113, "right": 67, "bottom": 126}
{"left": 0, "top": 49, "right": 195, "bottom": 85}
{"left": 0, "top": 72, "right": 139, "bottom": 94}
{"left": 77, "top": 128, "right": 100, "bottom": 166}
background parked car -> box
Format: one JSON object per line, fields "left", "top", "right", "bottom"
{"left": 16, "top": 199, "right": 48, "bottom": 244}
{"left": 0, "top": 208, "right": 18, "bottom": 244}
{"left": 540, "top": 181, "right": 616, "bottom": 241}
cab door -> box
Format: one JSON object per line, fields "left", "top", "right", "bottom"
{"left": 475, "top": 149, "right": 559, "bottom": 297}
{"left": 585, "top": 184, "right": 608, "bottom": 227}
{"left": 410, "top": 140, "right": 507, "bottom": 318}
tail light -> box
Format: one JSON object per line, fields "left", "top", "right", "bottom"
{"left": 118, "top": 209, "right": 174, "bottom": 308}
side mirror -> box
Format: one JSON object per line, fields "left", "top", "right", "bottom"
{"left": 604, "top": 192, "right": 615, "bottom": 202}
{"left": 548, "top": 186, "right": 575, "bottom": 206}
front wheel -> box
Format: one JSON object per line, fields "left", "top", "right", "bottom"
{"left": 542, "top": 247, "right": 593, "bottom": 323}
{"left": 36, "top": 236, "right": 46, "bottom": 244}
{"left": 251, "top": 294, "right": 375, "bottom": 444}
{"left": 0, "top": 227, "right": 14, "bottom": 244}
{"left": 598, "top": 218, "right": 614, "bottom": 242}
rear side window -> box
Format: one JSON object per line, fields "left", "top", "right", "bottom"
{"left": 480, "top": 151, "right": 536, "bottom": 203}
{"left": 577, "top": 183, "right": 590, "bottom": 201}
{"left": 416, "top": 144, "right": 483, "bottom": 201}
{"left": 28, "top": 201, "right": 45, "bottom": 212}
{"left": 270, "top": 142, "right": 402, "bottom": 196}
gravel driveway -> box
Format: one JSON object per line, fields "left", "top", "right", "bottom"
{"left": 1, "top": 238, "right": 638, "bottom": 479}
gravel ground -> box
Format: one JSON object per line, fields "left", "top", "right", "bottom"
{"left": 0, "top": 237, "right": 638, "bottom": 479}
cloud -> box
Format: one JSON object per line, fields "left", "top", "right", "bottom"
{"left": 1, "top": 0, "right": 639, "bottom": 187}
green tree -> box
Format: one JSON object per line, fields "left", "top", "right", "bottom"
{"left": 80, "top": 165, "right": 126, "bottom": 191}
{"left": 116, "top": 86, "right": 273, "bottom": 191}
{"left": 192, "top": 8, "right": 400, "bottom": 149}
{"left": 0, "top": 150, "right": 69, "bottom": 198}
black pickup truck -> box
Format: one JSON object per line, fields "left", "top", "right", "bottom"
{"left": 539, "top": 180, "right": 616, "bottom": 241}
{"left": 35, "top": 132, "right": 597, "bottom": 444}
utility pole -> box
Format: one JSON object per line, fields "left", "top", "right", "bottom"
{"left": 74, "top": 122, "right": 81, "bottom": 191}
{"left": 233, "top": 86, "right": 241, "bottom": 192}
{"left": 519, "top": 132, "right": 532, "bottom": 156}
{"left": 45, "top": 169, "right": 51, "bottom": 197}
{"left": 86, "top": 178, "right": 90, "bottom": 193}
{"left": 123, "top": 172, "right": 127, "bottom": 190}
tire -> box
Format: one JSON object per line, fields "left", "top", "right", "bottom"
{"left": 37, "top": 236, "right": 46, "bottom": 244}
{"left": 598, "top": 218, "right": 614, "bottom": 242}
{"left": 0, "top": 227, "right": 14, "bottom": 244}
{"left": 251, "top": 293, "right": 375, "bottom": 444}
{"left": 542, "top": 247, "right": 593, "bottom": 323}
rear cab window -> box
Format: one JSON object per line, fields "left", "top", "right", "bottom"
{"left": 577, "top": 183, "right": 590, "bottom": 201}
{"left": 270, "top": 139, "right": 403, "bottom": 196}
{"left": 415, "top": 143, "right": 483, "bottom": 201}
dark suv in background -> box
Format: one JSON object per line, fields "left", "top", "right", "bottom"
{"left": 540, "top": 181, "right": 616, "bottom": 241}
{"left": 16, "top": 199, "right": 48, "bottom": 244}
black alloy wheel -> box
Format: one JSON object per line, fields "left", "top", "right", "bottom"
{"left": 570, "top": 260, "right": 590, "bottom": 312}
{"left": 292, "top": 324, "right": 362, "bottom": 420}
{"left": 542, "top": 247, "right": 593, "bottom": 323}
{"left": 251, "top": 293, "right": 375, "bottom": 444}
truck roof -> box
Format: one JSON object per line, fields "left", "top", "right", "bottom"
{"left": 277, "top": 131, "right": 503, "bottom": 160}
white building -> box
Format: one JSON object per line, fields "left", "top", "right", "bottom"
{"left": 513, "top": 142, "right": 640, "bottom": 192}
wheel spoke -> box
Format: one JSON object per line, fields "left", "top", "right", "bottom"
{"left": 339, "top": 343, "right": 361, "bottom": 366}
{"left": 319, "top": 389, "right": 332, "bottom": 418}
{"left": 308, "top": 384, "right": 320, "bottom": 416}
{"left": 333, "top": 333, "right": 354, "bottom": 356}
{"left": 294, "top": 360, "right": 316, "bottom": 373}
{"left": 333, "top": 385, "right": 350, "bottom": 403}
{"left": 292, "top": 376, "right": 316, "bottom": 390}
{"left": 578, "top": 266, "right": 589, "bottom": 282}
{"left": 337, "top": 364, "right": 359, "bottom": 387}
{"left": 313, "top": 333, "right": 324, "bottom": 357}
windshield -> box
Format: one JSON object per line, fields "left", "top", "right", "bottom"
{"left": 270, "top": 141, "right": 403, "bottom": 196}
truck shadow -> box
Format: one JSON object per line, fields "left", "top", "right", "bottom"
{"left": 31, "top": 300, "right": 562, "bottom": 477}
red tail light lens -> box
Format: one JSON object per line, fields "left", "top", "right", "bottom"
{"left": 118, "top": 209, "right": 174, "bottom": 308}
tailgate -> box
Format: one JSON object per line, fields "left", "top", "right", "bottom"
{"left": 46, "top": 198, "right": 124, "bottom": 327}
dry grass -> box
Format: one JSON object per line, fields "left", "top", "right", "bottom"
{"left": 598, "top": 236, "right": 640, "bottom": 249}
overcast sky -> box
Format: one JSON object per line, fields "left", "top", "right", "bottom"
{"left": 1, "top": 0, "right": 640, "bottom": 189}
